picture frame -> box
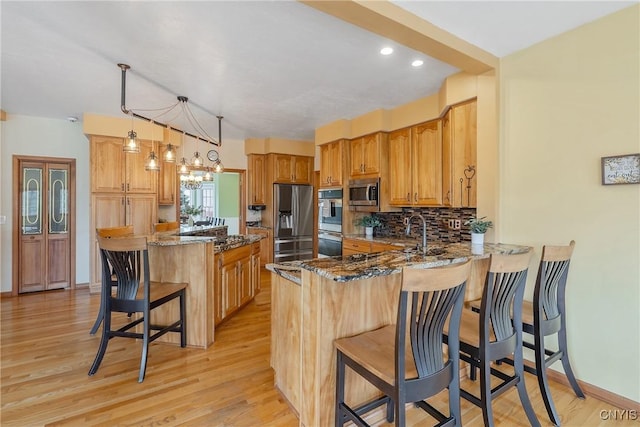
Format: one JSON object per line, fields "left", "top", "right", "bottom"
{"left": 601, "top": 153, "right": 640, "bottom": 185}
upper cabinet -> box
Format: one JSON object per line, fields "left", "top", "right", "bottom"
{"left": 319, "top": 139, "right": 344, "bottom": 188}
{"left": 388, "top": 120, "right": 442, "bottom": 207}
{"left": 442, "top": 99, "right": 477, "bottom": 207}
{"left": 349, "top": 132, "right": 383, "bottom": 179}
{"left": 90, "top": 136, "right": 157, "bottom": 194}
{"left": 158, "top": 146, "right": 177, "bottom": 205}
{"left": 271, "top": 154, "right": 312, "bottom": 184}
{"left": 247, "top": 154, "right": 266, "bottom": 205}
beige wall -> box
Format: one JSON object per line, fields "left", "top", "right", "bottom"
{"left": 499, "top": 5, "right": 639, "bottom": 401}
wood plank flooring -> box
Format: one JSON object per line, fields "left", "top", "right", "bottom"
{"left": 1, "top": 270, "right": 634, "bottom": 426}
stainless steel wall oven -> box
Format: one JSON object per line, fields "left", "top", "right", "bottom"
{"left": 318, "top": 188, "right": 343, "bottom": 258}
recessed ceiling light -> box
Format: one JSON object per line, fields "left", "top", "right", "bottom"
{"left": 412, "top": 60, "right": 424, "bottom": 67}
{"left": 380, "top": 47, "right": 393, "bottom": 56}
{"left": 67, "top": 116, "right": 78, "bottom": 123}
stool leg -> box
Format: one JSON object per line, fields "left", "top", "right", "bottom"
{"left": 514, "top": 336, "right": 541, "bottom": 427}
{"left": 89, "top": 307, "right": 103, "bottom": 335}
{"left": 535, "top": 331, "right": 561, "bottom": 425}
{"left": 335, "top": 351, "right": 346, "bottom": 427}
{"left": 480, "top": 356, "right": 495, "bottom": 427}
{"left": 180, "top": 290, "right": 187, "bottom": 348}
{"left": 558, "top": 326, "right": 585, "bottom": 398}
{"left": 88, "top": 307, "right": 111, "bottom": 375}
{"left": 138, "top": 312, "right": 150, "bottom": 383}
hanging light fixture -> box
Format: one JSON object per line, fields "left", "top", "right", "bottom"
{"left": 117, "top": 64, "right": 223, "bottom": 170}
{"left": 145, "top": 124, "right": 161, "bottom": 171}
{"left": 180, "top": 171, "right": 203, "bottom": 190}
{"left": 164, "top": 143, "right": 176, "bottom": 163}
{"left": 123, "top": 115, "right": 140, "bottom": 153}
{"left": 177, "top": 132, "right": 189, "bottom": 175}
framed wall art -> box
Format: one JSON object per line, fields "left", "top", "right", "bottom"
{"left": 601, "top": 153, "right": 640, "bottom": 185}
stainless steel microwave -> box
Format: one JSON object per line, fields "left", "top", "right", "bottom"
{"left": 348, "top": 178, "right": 379, "bottom": 211}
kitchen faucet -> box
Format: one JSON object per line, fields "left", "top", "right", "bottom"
{"left": 406, "top": 214, "right": 428, "bottom": 255}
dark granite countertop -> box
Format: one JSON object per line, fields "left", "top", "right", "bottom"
{"left": 148, "top": 233, "right": 262, "bottom": 253}
{"left": 267, "top": 243, "right": 531, "bottom": 284}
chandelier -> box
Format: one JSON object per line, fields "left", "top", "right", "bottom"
{"left": 180, "top": 172, "right": 203, "bottom": 190}
{"left": 117, "top": 63, "right": 224, "bottom": 174}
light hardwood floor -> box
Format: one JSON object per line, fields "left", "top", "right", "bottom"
{"left": 0, "top": 270, "right": 634, "bottom": 426}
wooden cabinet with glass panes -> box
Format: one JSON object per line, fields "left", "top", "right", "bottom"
{"left": 319, "top": 139, "right": 345, "bottom": 187}
{"left": 442, "top": 99, "right": 477, "bottom": 208}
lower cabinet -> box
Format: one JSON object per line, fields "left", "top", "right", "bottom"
{"left": 214, "top": 242, "right": 261, "bottom": 326}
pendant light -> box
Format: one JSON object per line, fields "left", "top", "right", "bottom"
{"left": 164, "top": 143, "right": 176, "bottom": 163}
{"left": 123, "top": 115, "right": 140, "bottom": 153}
{"left": 145, "top": 124, "right": 161, "bottom": 171}
{"left": 177, "top": 132, "right": 189, "bottom": 174}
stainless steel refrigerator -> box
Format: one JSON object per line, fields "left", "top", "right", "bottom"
{"left": 273, "top": 183, "right": 314, "bottom": 262}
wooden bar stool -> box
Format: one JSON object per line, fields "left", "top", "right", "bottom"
{"left": 445, "top": 250, "right": 540, "bottom": 427}
{"left": 334, "top": 260, "right": 471, "bottom": 426}
{"left": 90, "top": 226, "right": 134, "bottom": 335}
{"left": 88, "top": 235, "right": 187, "bottom": 382}
{"left": 470, "top": 241, "right": 584, "bottom": 425}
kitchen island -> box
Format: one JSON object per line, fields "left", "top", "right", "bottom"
{"left": 267, "top": 242, "right": 531, "bottom": 426}
{"left": 146, "top": 232, "right": 262, "bottom": 348}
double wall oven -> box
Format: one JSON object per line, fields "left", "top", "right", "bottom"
{"left": 318, "top": 188, "right": 343, "bottom": 258}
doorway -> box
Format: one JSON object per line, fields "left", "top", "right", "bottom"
{"left": 179, "top": 170, "right": 245, "bottom": 235}
{"left": 12, "top": 156, "right": 76, "bottom": 294}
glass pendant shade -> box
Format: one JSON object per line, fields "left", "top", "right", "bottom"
{"left": 123, "top": 130, "right": 140, "bottom": 153}
{"left": 213, "top": 160, "right": 224, "bottom": 174}
{"left": 163, "top": 144, "right": 176, "bottom": 163}
{"left": 145, "top": 151, "right": 160, "bottom": 171}
{"left": 203, "top": 168, "right": 213, "bottom": 181}
{"left": 178, "top": 158, "right": 189, "bottom": 174}
{"left": 191, "top": 151, "right": 203, "bottom": 167}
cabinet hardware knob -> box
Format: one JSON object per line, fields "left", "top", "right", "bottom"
{"left": 407, "top": 193, "right": 410, "bottom": 201}
{"left": 121, "top": 183, "right": 124, "bottom": 191}
{"left": 126, "top": 183, "right": 130, "bottom": 191}
{"left": 414, "top": 192, "right": 417, "bottom": 202}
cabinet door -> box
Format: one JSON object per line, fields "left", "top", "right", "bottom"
{"left": 248, "top": 154, "right": 266, "bottom": 204}
{"left": 91, "top": 136, "right": 125, "bottom": 193}
{"left": 251, "top": 251, "right": 261, "bottom": 295}
{"left": 328, "top": 140, "right": 343, "bottom": 186}
{"left": 388, "top": 128, "right": 412, "bottom": 205}
{"left": 452, "top": 100, "right": 477, "bottom": 207}
{"left": 239, "top": 256, "right": 252, "bottom": 305}
{"left": 349, "top": 138, "right": 365, "bottom": 178}
{"left": 90, "top": 194, "right": 126, "bottom": 285}
{"left": 158, "top": 151, "right": 177, "bottom": 205}
{"left": 412, "top": 121, "right": 442, "bottom": 206}
{"left": 214, "top": 258, "right": 224, "bottom": 325}
{"left": 362, "top": 133, "right": 381, "bottom": 175}
{"left": 221, "top": 261, "right": 239, "bottom": 317}
{"left": 319, "top": 144, "right": 331, "bottom": 187}
{"left": 126, "top": 140, "right": 157, "bottom": 193}
{"left": 292, "top": 156, "right": 312, "bottom": 184}
{"left": 126, "top": 193, "right": 157, "bottom": 235}
{"left": 273, "top": 154, "right": 294, "bottom": 183}
{"left": 442, "top": 110, "right": 453, "bottom": 207}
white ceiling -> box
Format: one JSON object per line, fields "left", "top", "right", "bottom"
{"left": 1, "top": 1, "right": 635, "bottom": 142}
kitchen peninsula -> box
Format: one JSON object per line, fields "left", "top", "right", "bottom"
{"left": 268, "top": 242, "right": 531, "bottom": 426}
{"left": 146, "top": 228, "right": 262, "bottom": 349}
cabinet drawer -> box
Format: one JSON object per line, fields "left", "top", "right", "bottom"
{"left": 220, "top": 245, "right": 251, "bottom": 265}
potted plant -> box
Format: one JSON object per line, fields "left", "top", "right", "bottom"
{"left": 464, "top": 216, "right": 493, "bottom": 245}
{"left": 356, "top": 215, "right": 382, "bottom": 237}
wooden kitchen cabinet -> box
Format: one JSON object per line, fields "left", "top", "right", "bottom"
{"left": 216, "top": 244, "right": 253, "bottom": 325}
{"left": 319, "top": 140, "right": 344, "bottom": 187}
{"left": 158, "top": 146, "right": 177, "bottom": 205}
{"left": 90, "top": 136, "right": 157, "bottom": 194}
{"left": 442, "top": 99, "right": 477, "bottom": 207}
{"left": 247, "top": 154, "right": 266, "bottom": 205}
{"left": 251, "top": 242, "right": 261, "bottom": 295}
{"left": 89, "top": 193, "right": 157, "bottom": 286}
{"left": 89, "top": 135, "right": 158, "bottom": 291}
{"left": 388, "top": 120, "right": 442, "bottom": 206}
{"left": 271, "top": 154, "right": 312, "bottom": 184}
{"left": 247, "top": 226, "right": 272, "bottom": 265}
{"left": 349, "top": 132, "right": 383, "bottom": 179}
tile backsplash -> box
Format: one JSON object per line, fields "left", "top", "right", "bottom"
{"left": 372, "top": 207, "right": 477, "bottom": 243}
